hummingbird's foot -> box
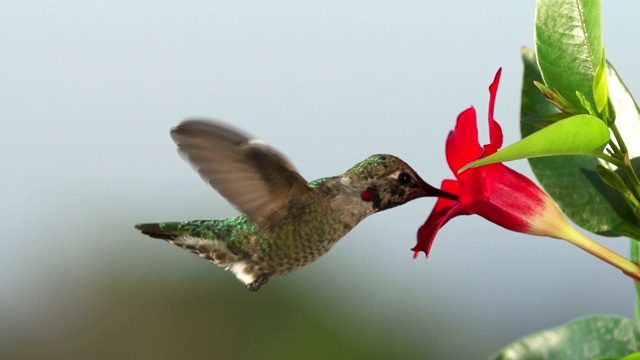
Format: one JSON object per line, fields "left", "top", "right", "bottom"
{"left": 247, "top": 273, "right": 269, "bottom": 291}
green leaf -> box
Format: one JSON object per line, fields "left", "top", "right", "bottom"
{"left": 535, "top": 0, "right": 602, "bottom": 112}
{"left": 489, "top": 316, "right": 640, "bottom": 360}
{"left": 520, "top": 47, "right": 637, "bottom": 236}
{"left": 461, "top": 114, "right": 609, "bottom": 171}
{"left": 598, "top": 352, "right": 640, "bottom": 360}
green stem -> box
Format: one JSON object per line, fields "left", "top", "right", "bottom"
{"left": 631, "top": 241, "right": 640, "bottom": 324}
{"left": 626, "top": 193, "right": 640, "bottom": 211}
{"left": 609, "top": 122, "right": 640, "bottom": 195}
{"left": 559, "top": 225, "right": 640, "bottom": 281}
{"left": 611, "top": 122, "right": 629, "bottom": 155}
{"left": 607, "top": 141, "right": 622, "bottom": 158}
{"left": 597, "top": 153, "right": 626, "bottom": 168}
{"left": 622, "top": 164, "right": 640, "bottom": 198}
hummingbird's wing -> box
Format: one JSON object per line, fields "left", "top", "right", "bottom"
{"left": 171, "top": 120, "right": 312, "bottom": 226}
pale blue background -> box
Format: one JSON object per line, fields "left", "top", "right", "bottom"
{"left": 3, "top": 1, "right": 640, "bottom": 358}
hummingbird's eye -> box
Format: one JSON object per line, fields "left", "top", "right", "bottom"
{"left": 397, "top": 172, "right": 412, "bottom": 185}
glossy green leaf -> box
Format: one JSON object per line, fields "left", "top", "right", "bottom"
{"left": 462, "top": 115, "right": 609, "bottom": 171}
{"left": 535, "top": 0, "right": 602, "bottom": 112}
{"left": 520, "top": 47, "right": 637, "bottom": 236}
{"left": 489, "top": 316, "right": 640, "bottom": 360}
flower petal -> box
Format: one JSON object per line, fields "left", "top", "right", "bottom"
{"left": 459, "top": 162, "right": 546, "bottom": 234}
{"left": 488, "top": 68, "right": 504, "bottom": 148}
{"left": 446, "top": 107, "right": 483, "bottom": 179}
{"left": 413, "top": 179, "right": 462, "bottom": 258}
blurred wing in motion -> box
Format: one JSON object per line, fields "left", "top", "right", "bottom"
{"left": 171, "top": 120, "right": 312, "bottom": 226}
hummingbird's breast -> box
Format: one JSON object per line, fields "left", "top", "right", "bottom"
{"left": 247, "top": 195, "right": 359, "bottom": 278}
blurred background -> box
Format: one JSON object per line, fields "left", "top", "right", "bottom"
{"left": 3, "top": 1, "right": 640, "bottom": 359}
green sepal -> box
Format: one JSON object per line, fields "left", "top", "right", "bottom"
{"left": 594, "top": 48, "right": 610, "bottom": 114}
{"left": 534, "top": 81, "right": 583, "bottom": 114}
{"left": 596, "top": 165, "right": 631, "bottom": 195}
{"left": 576, "top": 91, "right": 597, "bottom": 116}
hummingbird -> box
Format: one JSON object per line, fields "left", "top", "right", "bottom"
{"left": 135, "top": 120, "right": 455, "bottom": 291}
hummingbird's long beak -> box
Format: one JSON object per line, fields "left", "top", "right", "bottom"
{"left": 418, "top": 179, "right": 458, "bottom": 201}
{"left": 427, "top": 185, "right": 458, "bottom": 201}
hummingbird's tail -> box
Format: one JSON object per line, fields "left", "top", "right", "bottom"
{"left": 134, "top": 220, "right": 245, "bottom": 268}
{"left": 135, "top": 222, "right": 181, "bottom": 240}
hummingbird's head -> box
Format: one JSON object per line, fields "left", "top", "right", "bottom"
{"left": 344, "top": 154, "right": 457, "bottom": 212}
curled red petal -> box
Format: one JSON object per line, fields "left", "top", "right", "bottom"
{"left": 413, "top": 179, "right": 461, "bottom": 258}
{"left": 488, "top": 68, "right": 503, "bottom": 148}
{"left": 446, "top": 107, "right": 483, "bottom": 180}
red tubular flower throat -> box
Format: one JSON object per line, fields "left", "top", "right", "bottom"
{"left": 461, "top": 161, "right": 548, "bottom": 234}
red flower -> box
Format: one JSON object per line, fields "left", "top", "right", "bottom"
{"left": 414, "top": 69, "right": 592, "bottom": 258}
{"left": 412, "top": 68, "right": 640, "bottom": 281}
